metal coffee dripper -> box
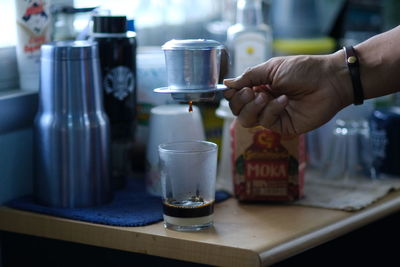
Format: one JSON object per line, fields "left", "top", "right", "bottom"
{"left": 154, "top": 39, "right": 228, "bottom": 102}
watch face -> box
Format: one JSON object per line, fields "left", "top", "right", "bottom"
{"left": 104, "top": 66, "right": 134, "bottom": 100}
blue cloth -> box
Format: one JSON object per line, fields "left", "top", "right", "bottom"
{"left": 6, "top": 178, "right": 231, "bottom": 227}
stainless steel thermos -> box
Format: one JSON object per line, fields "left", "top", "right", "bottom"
{"left": 34, "top": 41, "right": 112, "bottom": 208}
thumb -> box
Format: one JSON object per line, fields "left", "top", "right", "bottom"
{"left": 223, "top": 61, "right": 273, "bottom": 90}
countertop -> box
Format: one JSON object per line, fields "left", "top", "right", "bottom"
{"left": 1, "top": 188, "right": 400, "bottom": 266}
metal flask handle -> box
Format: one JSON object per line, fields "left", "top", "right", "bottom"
{"left": 219, "top": 46, "right": 230, "bottom": 83}
{"left": 34, "top": 41, "right": 112, "bottom": 208}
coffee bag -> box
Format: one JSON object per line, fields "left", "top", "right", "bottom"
{"left": 231, "top": 120, "right": 306, "bottom": 201}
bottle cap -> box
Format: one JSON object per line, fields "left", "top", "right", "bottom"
{"left": 92, "top": 16, "right": 127, "bottom": 33}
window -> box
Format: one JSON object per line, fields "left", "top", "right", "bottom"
{"left": 0, "top": 0, "right": 17, "bottom": 47}
{"left": 0, "top": 0, "right": 224, "bottom": 133}
{"left": 74, "top": 0, "right": 221, "bottom": 46}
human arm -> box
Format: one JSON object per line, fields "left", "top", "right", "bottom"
{"left": 223, "top": 26, "right": 400, "bottom": 136}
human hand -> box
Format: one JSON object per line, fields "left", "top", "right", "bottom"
{"left": 223, "top": 51, "right": 352, "bottom": 136}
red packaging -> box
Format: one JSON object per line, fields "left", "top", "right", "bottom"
{"left": 231, "top": 120, "right": 306, "bottom": 202}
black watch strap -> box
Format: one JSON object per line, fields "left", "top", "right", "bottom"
{"left": 343, "top": 46, "right": 364, "bottom": 105}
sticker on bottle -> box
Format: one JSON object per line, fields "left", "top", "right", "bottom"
{"left": 233, "top": 32, "right": 271, "bottom": 77}
{"left": 15, "top": 0, "right": 51, "bottom": 90}
{"left": 104, "top": 66, "right": 134, "bottom": 100}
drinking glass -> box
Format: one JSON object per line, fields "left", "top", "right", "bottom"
{"left": 146, "top": 104, "right": 205, "bottom": 196}
{"left": 159, "top": 141, "right": 218, "bottom": 231}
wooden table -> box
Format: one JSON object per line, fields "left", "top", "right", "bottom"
{"left": 1, "top": 190, "right": 400, "bottom": 267}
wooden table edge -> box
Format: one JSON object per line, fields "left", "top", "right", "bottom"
{"left": 0, "top": 206, "right": 260, "bottom": 267}
{"left": 2, "top": 191, "right": 400, "bottom": 267}
{"left": 259, "top": 195, "right": 400, "bottom": 265}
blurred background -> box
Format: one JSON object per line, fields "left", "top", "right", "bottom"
{"left": 1, "top": 0, "right": 399, "bottom": 50}
{"left": 1, "top": 0, "right": 400, "bottom": 204}
{"left": 2, "top": 0, "right": 399, "bottom": 48}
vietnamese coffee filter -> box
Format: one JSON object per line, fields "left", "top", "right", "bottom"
{"left": 154, "top": 39, "right": 228, "bottom": 102}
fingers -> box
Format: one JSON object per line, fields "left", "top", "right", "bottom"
{"left": 258, "top": 95, "right": 289, "bottom": 129}
{"left": 253, "top": 84, "right": 269, "bottom": 94}
{"left": 229, "top": 87, "right": 255, "bottom": 116}
{"left": 224, "top": 84, "right": 268, "bottom": 100}
{"left": 223, "top": 88, "right": 236, "bottom": 100}
{"left": 223, "top": 61, "right": 272, "bottom": 90}
{"left": 237, "top": 92, "right": 270, "bottom": 127}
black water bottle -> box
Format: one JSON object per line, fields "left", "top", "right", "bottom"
{"left": 92, "top": 16, "right": 137, "bottom": 189}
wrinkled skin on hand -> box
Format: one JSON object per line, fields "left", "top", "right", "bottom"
{"left": 224, "top": 53, "right": 349, "bottom": 136}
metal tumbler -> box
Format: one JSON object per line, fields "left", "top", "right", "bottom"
{"left": 34, "top": 41, "right": 112, "bottom": 208}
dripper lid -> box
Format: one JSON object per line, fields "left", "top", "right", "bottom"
{"left": 162, "top": 39, "right": 224, "bottom": 50}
